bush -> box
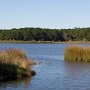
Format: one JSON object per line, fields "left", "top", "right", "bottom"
{"left": 0, "top": 49, "right": 35, "bottom": 81}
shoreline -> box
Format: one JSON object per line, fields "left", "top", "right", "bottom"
{"left": 0, "top": 40, "right": 90, "bottom": 44}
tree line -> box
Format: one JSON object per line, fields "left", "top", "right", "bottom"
{"left": 0, "top": 27, "right": 90, "bottom": 41}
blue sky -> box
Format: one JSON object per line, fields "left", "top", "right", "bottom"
{"left": 0, "top": 0, "right": 90, "bottom": 29}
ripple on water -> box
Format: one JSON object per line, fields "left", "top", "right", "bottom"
{"left": 0, "top": 43, "right": 90, "bottom": 90}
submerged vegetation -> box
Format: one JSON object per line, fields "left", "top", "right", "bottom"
{"left": 0, "top": 27, "right": 90, "bottom": 42}
{"left": 64, "top": 46, "right": 90, "bottom": 62}
{"left": 0, "top": 49, "right": 36, "bottom": 81}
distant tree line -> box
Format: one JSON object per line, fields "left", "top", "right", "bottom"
{"left": 0, "top": 27, "right": 90, "bottom": 41}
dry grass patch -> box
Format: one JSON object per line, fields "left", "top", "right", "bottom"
{"left": 0, "top": 48, "right": 36, "bottom": 81}
{"left": 64, "top": 45, "right": 90, "bottom": 62}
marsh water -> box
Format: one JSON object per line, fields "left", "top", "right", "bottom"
{"left": 0, "top": 43, "right": 90, "bottom": 90}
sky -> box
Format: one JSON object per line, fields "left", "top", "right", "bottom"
{"left": 0, "top": 0, "right": 90, "bottom": 29}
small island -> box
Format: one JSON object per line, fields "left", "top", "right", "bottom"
{"left": 64, "top": 45, "right": 90, "bottom": 62}
{"left": 0, "top": 48, "right": 36, "bottom": 81}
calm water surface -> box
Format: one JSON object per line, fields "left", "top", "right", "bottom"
{"left": 0, "top": 43, "right": 90, "bottom": 90}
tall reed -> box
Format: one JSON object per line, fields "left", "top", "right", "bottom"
{"left": 64, "top": 45, "right": 90, "bottom": 62}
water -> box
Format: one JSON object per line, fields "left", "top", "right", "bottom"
{"left": 0, "top": 43, "right": 90, "bottom": 90}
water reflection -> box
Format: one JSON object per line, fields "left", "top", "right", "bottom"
{"left": 0, "top": 43, "right": 90, "bottom": 90}
{"left": 62, "top": 61, "right": 90, "bottom": 90}
{"left": 0, "top": 77, "right": 32, "bottom": 90}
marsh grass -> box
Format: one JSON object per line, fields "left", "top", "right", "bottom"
{"left": 0, "top": 48, "right": 35, "bottom": 81}
{"left": 64, "top": 45, "right": 90, "bottom": 62}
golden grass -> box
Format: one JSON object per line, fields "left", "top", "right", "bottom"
{"left": 64, "top": 45, "right": 90, "bottom": 62}
{"left": 0, "top": 48, "right": 36, "bottom": 81}
{"left": 0, "top": 49, "right": 29, "bottom": 69}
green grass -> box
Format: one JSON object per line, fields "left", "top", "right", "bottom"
{"left": 64, "top": 45, "right": 90, "bottom": 62}
{"left": 0, "top": 48, "right": 36, "bottom": 81}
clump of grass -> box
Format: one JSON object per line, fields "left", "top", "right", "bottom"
{"left": 0, "top": 48, "right": 36, "bottom": 81}
{"left": 64, "top": 45, "right": 90, "bottom": 62}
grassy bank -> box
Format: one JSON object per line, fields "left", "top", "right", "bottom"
{"left": 64, "top": 45, "right": 90, "bottom": 62}
{"left": 0, "top": 49, "right": 36, "bottom": 81}
{"left": 1, "top": 40, "right": 90, "bottom": 44}
{"left": 0, "top": 40, "right": 54, "bottom": 43}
